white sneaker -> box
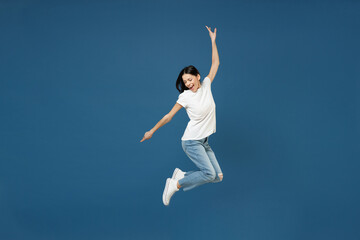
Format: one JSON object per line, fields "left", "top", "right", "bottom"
{"left": 162, "top": 178, "right": 179, "bottom": 206}
{"left": 172, "top": 168, "right": 185, "bottom": 181}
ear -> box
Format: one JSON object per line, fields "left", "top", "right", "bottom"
{"left": 197, "top": 74, "right": 200, "bottom": 81}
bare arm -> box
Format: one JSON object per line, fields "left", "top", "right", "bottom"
{"left": 149, "top": 113, "right": 172, "bottom": 135}
{"left": 140, "top": 103, "right": 183, "bottom": 142}
{"left": 205, "top": 26, "right": 220, "bottom": 83}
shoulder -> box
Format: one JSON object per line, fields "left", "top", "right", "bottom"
{"left": 178, "top": 90, "right": 190, "bottom": 101}
{"left": 204, "top": 76, "right": 211, "bottom": 83}
{"left": 179, "top": 89, "right": 190, "bottom": 97}
{"left": 202, "top": 76, "right": 211, "bottom": 87}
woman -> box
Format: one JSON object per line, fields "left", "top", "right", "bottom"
{"left": 140, "top": 26, "right": 223, "bottom": 206}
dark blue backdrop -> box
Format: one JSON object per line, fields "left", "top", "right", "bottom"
{"left": 1, "top": 0, "right": 359, "bottom": 239}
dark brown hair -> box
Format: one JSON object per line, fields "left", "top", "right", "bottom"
{"left": 176, "top": 65, "right": 200, "bottom": 93}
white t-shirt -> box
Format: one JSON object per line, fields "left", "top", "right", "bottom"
{"left": 176, "top": 76, "right": 216, "bottom": 140}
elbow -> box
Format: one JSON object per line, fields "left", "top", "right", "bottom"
{"left": 164, "top": 114, "right": 172, "bottom": 123}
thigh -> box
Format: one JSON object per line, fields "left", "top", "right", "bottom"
{"left": 182, "top": 140, "right": 215, "bottom": 173}
{"left": 203, "top": 138, "right": 223, "bottom": 174}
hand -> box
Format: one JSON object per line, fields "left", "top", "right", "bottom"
{"left": 205, "top": 25, "right": 217, "bottom": 42}
{"left": 140, "top": 130, "right": 153, "bottom": 142}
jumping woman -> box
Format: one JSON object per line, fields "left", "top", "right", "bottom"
{"left": 140, "top": 26, "right": 223, "bottom": 206}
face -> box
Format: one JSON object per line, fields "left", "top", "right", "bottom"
{"left": 182, "top": 73, "right": 201, "bottom": 92}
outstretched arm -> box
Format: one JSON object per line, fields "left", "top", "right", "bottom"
{"left": 205, "top": 26, "right": 220, "bottom": 83}
{"left": 140, "top": 103, "right": 183, "bottom": 142}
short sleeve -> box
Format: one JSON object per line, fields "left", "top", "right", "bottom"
{"left": 203, "top": 77, "right": 211, "bottom": 88}
{"left": 177, "top": 92, "right": 187, "bottom": 108}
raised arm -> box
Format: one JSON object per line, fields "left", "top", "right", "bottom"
{"left": 140, "top": 103, "right": 183, "bottom": 142}
{"left": 205, "top": 26, "right": 220, "bottom": 84}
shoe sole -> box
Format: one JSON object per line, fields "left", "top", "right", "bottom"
{"left": 162, "top": 178, "right": 170, "bottom": 206}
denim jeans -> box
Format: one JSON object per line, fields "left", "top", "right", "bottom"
{"left": 178, "top": 136, "right": 223, "bottom": 191}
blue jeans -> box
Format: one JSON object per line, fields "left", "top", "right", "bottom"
{"left": 178, "top": 136, "right": 223, "bottom": 191}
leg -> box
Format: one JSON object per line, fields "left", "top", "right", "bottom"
{"left": 204, "top": 137, "right": 223, "bottom": 183}
{"left": 176, "top": 170, "right": 196, "bottom": 189}
{"left": 178, "top": 139, "right": 216, "bottom": 191}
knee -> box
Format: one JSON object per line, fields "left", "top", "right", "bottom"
{"left": 203, "top": 170, "right": 216, "bottom": 181}
{"left": 212, "top": 173, "right": 223, "bottom": 183}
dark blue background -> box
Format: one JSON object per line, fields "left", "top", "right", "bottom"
{"left": 1, "top": 0, "right": 359, "bottom": 239}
